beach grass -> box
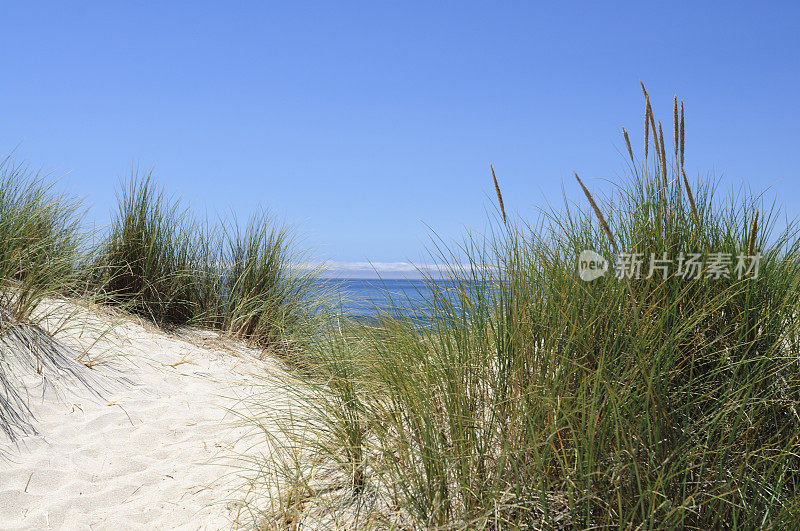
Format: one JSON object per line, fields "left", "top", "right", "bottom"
{"left": 94, "top": 171, "right": 202, "bottom": 326}
{"left": 0, "top": 157, "right": 94, "bottom": 440}
{"left": 239, "top": 91, "right": 800, "bottom": 528}
{"left": 2, "top": 88, "right": 800, "bottom": 528}
{"left": 94, "top": 171, "right": 325, "bottom": 351}
{"left": 0, "top": 158, "right": 86, "bottom": 321}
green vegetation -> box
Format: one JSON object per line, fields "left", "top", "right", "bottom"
{"left": 0, "top": 157, "right": 89, "bottom": 440}
{"left": 94, "top": 171, "right": 321, "bottom": 349}
{"left": 0, "top": 158, "right": 85, "bottom": 322}
{"left": 212, "top": 211, "right": 321, "bottom": 348}
{"left": 2, "top": 87, "right": 800, "bottom": 528}
{"left": 95, "top": 172, "right": 200, "bottom": 326}
{"left": 0, "top": 164, "right": 319, "bottom": 441}
{"left": 241, "top": 89, "right": 800, "bottom": 529}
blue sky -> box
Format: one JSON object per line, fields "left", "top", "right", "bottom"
{"left": 1, "top": 2, "right": 798, "bottom": 272}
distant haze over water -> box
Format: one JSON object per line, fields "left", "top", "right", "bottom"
{"left": 316, "top": 261, "right": 445, "bottom": 280}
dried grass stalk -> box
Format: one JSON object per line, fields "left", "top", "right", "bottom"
{"left": 748, "top": 210, "right": 760, "bottom": 256}
{"left": 658, "top": 121, "right": 668, "bottom": 187}
{"left": 622, "top": 127, "right": 634, "bottom": 164}
{"left": 641, "top": 82, "right": 650, "bottom": 159}
{"left": 680, "top": 101, "right": 685, "bottom": 168}
{"left": 649, "top": 108, "right": 659, "bottom": 161}
{"left": 574, "top": 172, "right": 639, "bottom": 312}
{"left": 681, "top": 168, "right": 701, "bottom": 227}
{"left": 673, "top": 96, "right": 679, "bottom": 156}
{"left": 574, "top": 172, "right": 618, "bottom": 254}
{"left": 640, "top": 82, "right": 659, "bottom": 161}
{"left": 490, "top": 164, "right": 507, "bottom": 225}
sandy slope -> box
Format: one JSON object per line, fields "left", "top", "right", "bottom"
{"left": 0, "top": 304, "right": 292, "bottom": 530}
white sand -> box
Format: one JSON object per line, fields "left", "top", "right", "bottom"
{"left": 0, "top": 304, "right": 293, "bottom": 530}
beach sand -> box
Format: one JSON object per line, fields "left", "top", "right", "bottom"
{"left": 0, "top": 302, "right": 291, "bottom": 530}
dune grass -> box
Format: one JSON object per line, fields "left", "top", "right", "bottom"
{"left": 95, "top": 171, "right": 205, "bottom": 326}
{"left": 2, "top": 88, "right": 799, "bottom": 528}
{"left": 212, "top": 211, "right": 323, "bottom": 349}
{"left": 0, "top": 158, "right": 95, "bottom": 441}
{"left": 239, "top": 90, "right": 800, "bottom": 529}
{"left": 95, "top": 171, "right": 324, "bottom": 351}
{"left": 0, "top": 158, "right": 85, "bottom": 322}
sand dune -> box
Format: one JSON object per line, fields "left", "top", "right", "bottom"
{"left": 0, "top": 304, "right": 292, "bottom": 530}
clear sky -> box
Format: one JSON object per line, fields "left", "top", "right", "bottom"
{"left": 1, "top": 2, "right": 798, "bottom": 272}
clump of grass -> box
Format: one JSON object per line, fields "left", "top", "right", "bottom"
{"left": 96, "top": 171, "right": 325, "bottom": 351}
{"left": 0, "top": 157, "right": 95, "bottom": 441}
{"left": 96, "top": 171, "right": 200, "bottom": 326}
{"left": 213, "top": 211, "right": 321, "bottom": 350}
{"left": 0, "top": 159, "right": 85, "bottom": 321}
{"left": 251, "top": 88, "right": 800, "bottom": 528}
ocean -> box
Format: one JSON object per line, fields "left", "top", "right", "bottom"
{"left": 329, "top": 278, "right": 437, "bottom": 317}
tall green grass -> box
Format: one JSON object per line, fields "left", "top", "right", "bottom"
{"left": 0, "top": 159, "right": 85, "bottom": 321}
{"left": 244, "top": 90, "right": 800, "bottom": 528}
{"left": 0, "top": 158, "right": 93, "bottom": 441}
{"left": 95, "top": 172, "right": 324, "bottom": 351}
{"left": 96, "top": 172, "right": 200, "bottom": 326}
{"left": 214, "top": 211, "right": 321, "bottom": 349}
{"left": 0, "top": 162, "right": 324, "bottom": 442}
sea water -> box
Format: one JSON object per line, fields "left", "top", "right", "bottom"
{"left": 329, "top": 278, "right": 438, "bottom": 318}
